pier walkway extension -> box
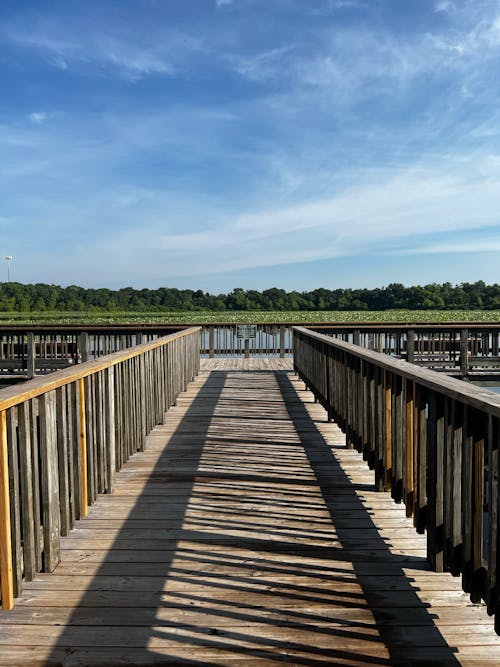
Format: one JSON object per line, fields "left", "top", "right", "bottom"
{"left": 0, "top": 359, "right": 498, "bottom": 666}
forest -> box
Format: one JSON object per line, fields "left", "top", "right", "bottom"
{"left": 0, "top": 281, "right": 498, "bottom": 312}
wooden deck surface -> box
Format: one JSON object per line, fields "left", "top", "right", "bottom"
{"left": 0, "top": 359, "right": 498, "bottom": 665}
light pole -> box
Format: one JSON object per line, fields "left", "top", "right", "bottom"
{"left": 4, "top": 256, "right": 12, "bottom": 282}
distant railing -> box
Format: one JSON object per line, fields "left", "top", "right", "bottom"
{"left": 0, "top": 327, "right": 200, "bottom": 610}
{"left": 314, "top": 325, "right": 500, "bottom": 377}
{"left": 201, "top": 324, "right": 291, "bottom": 358}
{"left": 293, "top": 326, "right": 500, "bottom": 632}
{"left": 2, "top": 323, "right": 500, "bottom": 376}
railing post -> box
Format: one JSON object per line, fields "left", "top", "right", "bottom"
{"left": 407, "top": 330, "right": 415, "bottom": 364}
{"left": 244, "top": 339, "right": 250, "bottom": 359}
{"left": 460, "top": 329, "right": 469, "bottom": 378}
{"left": 78, "top": 332, "right": 89, "bottom": 363}
{"left": 0, "top": 410, "right": 13, "bottom": 610}
{"left": 26, "top": 333, "right": 35, "bottom": 379}
{"left": 279, "top": 325, "right": 285, "bottom": 358}
{"left": 353, "top": 330, "right": 361, "bottom": 346}
{"left": 209, "top": 328, "right": 215, "bottom": 358}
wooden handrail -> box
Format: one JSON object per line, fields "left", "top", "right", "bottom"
{"left": 0, "top": 327, "right": 200, "bottom": 610}
{"left": 293, "top": 326, "right": 500, "bottom": 632}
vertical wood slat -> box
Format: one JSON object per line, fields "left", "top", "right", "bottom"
{"left": 78, "top": 378, "right": 88, "bottom": 518}
{"left": 488, "top": 416, "right": 498, "bottom": 617}
{"left": 415, "top": 386, "right": 427, "bottom": 534}
{"left": 17, "top": 403, "right": 36, "bottom": 581}
{"left": 427, "top": 392, "right": 445, "bottom": 572}
{"left": 39, "top": 391, "right": 60, "bottom": 573}
{"left": 391, "top": 375, "right": 403, "bottom": 503}
{"left": 95, "top": 372, "right": 106, "bottom": 493}
{"left": 0, "top": 409, "right": 14, "bottom": 609}
{"left": 404, "top": 380, "right": 414, "bottom": 518}
{"left": 472, "top": 414, "right": 485, "bottom": 603}
{"left": 384, "top": 371, "right": 392, "bottom": 492}
{"left": 29, "top": 400, "right": 42, "bottom": 572}
{"left": 7, "top": 408, "right": 22, "bottom": 597}
{"left": 451, "top": 401, "right": 463, "bottom": 574}
{"left": 56, "top": 386, "right": 70, "bottom": 537}
{"left": 66, "top": 384, "right": 76, "bottom": 527}
{"left": 105, "top": 367, "right": 116, "bottom": 493}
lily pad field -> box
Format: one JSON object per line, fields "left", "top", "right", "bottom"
{"left": 0, "top": 310, "right": 500, "bottom": 325}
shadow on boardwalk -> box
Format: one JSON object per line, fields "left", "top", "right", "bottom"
{"left": 32, "top": 368, "right": 462, "bottom": 666}
{"left": 275, "top": 371, "right": 460, "bottom": 666}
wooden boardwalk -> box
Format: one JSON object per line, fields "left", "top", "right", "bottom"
{"left": 0, "top": 359, "right": 498, "bottom": 666}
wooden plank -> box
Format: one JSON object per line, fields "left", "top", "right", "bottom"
{"left": 56, "top": 386, "right": 70, "bottom": 537}
{"left": 39, "top": 391, "right": 61, "bottom": 572}
{"left": 105, "top": 367, "right": 116, "bottom": 493}
{"left": 78, "top": 378, "right": 88, "bottom": 517}
{"left": 6, "top": 408, "right": 22, "bottom": 597}
{"left": 29, "top": 399, "right": 42, "bottom": 572}
{"left": 17, "top": 402, "right": 36, "bottom": 581}
{"left": 0, "top": 410, "right": 13, "bottom": 609}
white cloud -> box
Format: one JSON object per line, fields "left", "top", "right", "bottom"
{"left": 2, "top": 22, "right": 204, "bottom": 80}
{"left": 28, "top": 112, "right": 50, "bottom": 124}
{"left": 402, "top": 238, "right": 500, "bottom": 255}
{"left": 434, "top": 1, "right": 456, "bottom": 13}
{"left": 33, "top": 154, "right": 498, "bottom": 284}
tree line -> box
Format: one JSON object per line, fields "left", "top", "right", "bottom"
{"left": 0, "top": 281, "right": 498, "bottom": 312}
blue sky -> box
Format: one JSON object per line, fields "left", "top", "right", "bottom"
{"left": 1, "top": 0, "right": 500, "bottom": 292}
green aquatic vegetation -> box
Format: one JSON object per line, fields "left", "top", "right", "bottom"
{"left": 0, "top": 309, "right": 499, "bottom": 325}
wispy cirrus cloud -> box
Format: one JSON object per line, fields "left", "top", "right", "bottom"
{"left": 16, "top": 149, "right": 499, "bottom": 285}
{"left": 2, "top": 19, "right": 206, "bottom": 80}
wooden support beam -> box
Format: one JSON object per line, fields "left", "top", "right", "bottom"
{"left": 26, "top": 333, "right": 35, "bottom": 379}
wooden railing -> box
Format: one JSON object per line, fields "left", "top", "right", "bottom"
{"left": 201, "top": 324, "right": 290, "bottom": 358}
{"left": 0, "top": 327, "right": 200, "bottom": 610}
{"left": 293, "top": 326, "right": 500, "bottom": 632}
{"left": 0, "top": 327, "right": 183, "bottom": 378}
{"left": 313, "top": 325, "right": 500, "bottom": 377}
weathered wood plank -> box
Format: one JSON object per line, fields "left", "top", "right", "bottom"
{"left": 39, "top": 391, "right": 61, "bottom": 572}
{"left": 17, "top": 402, "right": 36, "bottom": 581}
{"left": 0, "top": 410, "right": 14, "bottom": 609}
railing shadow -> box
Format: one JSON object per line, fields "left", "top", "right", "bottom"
{"left": 275, "top": 370, "right": 461, "bottom": 666}
{"left": 42, "top": 371, "right": 228, "bottom": 666}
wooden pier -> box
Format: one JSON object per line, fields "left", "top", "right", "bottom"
{"left": 1, "top": 352, "right": 500, "bottom": 664}
{"left": 1, "top": 329, "right": 500, "bottom": 664}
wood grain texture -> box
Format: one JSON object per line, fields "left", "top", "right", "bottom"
{"left": 0, "top": 359, "right": 496, "bottom": 664}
